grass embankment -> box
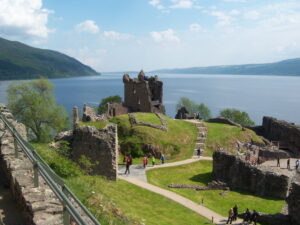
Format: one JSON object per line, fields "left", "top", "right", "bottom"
{"left": 110, "top": 113, "right": 198, "bottom": 162}
{"left": 204, "top": 122, "right": 264, "bottom": 156}
{"left": 32, "top": 143, "right": 212, "bottom": 225}
{"left": 147, "top": 160, "right": 285, "bottom": 218}
{"left": 78, "top": 121, "right": 108, "bottom": 129}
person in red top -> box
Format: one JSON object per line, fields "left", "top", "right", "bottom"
{"left": 143, "top": 156, "right": 148, "bottom": 168}
{"left": 124, "top": 156, "right": 132, "bottom": 175}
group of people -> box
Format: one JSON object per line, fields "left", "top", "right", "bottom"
{"left": 227, "top": 205, "right": 259, "bottom": 225}
{"left": 124, "top": 154, "right": 167, "bottom": 174}
{"left": 277, "top": 157, "right": 300, "bottom": 171}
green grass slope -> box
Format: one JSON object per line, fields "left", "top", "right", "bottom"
{"left": 147, "top": 161, "right": 285, "bottom": 218}
{"left": 33, "top": 143, "right": 212, "bottom": 225}
{"left": 204, "top": 122, "right": 264, "bottom": 156}
{"left": 109, "top": 113, "right": 198, "bottom": 161}
{"left": 0, "top": 37, "right": 99, "bottom": 80}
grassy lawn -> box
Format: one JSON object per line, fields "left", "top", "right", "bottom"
{"left": 78, "top": 121, "right": 108, "bottom": 129}
{"left": 147, "top": 160, "right": 285, "bottom": 217}
{"left": 110, "top": 113, "right": 198, "bottom": 162}
{"left": 134, "top": 112, "right": 163, "bottom": 126}
{"left": 204, "top": 122, "right": 264, "bottom": 156}
{"left": 33, "top": 142, "right": 212, "bottom": 225}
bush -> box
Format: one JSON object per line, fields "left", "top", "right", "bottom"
{"left": 219, "top": 108, "right": 255, "bottom": 126}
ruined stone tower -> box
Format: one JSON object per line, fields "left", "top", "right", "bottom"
{"left": 107, "top": 70, "right": 165, "bottom": 116}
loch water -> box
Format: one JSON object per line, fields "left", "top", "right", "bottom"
{"left": 1, "top": 73, "right": 300, "bottom": 125}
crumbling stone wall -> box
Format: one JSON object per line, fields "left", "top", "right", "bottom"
{"left": 107, "top": 102, "right": 129, "bottom": 117}
{"left": 212, "top": 150, "right": 291, "bottom": 199}
{"left": 72, "top": 124, "right": 118, "bottom": 181}
{"left": 287, "top": 177, "right": 300, "bottom": 225}
{"left": 261, "top": 117, "right": 300, "bottom": 156}
{"left": 0, "top": 104, "right": 63, "bottom": 225}
{"left": 82, "top": 104, "right": 97, "bottom": 122}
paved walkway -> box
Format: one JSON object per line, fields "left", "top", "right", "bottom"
{"left": 119, "top": 177, "right": 243, "bottom": 225}
{"left": 119, "top": 120, "right": 244, "bottom": 224}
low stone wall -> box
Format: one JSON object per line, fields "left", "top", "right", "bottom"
{"left": 262, "top": 117, "right": 300, "bottom": 156}
{"left": 129, "top": 113, "right": 168, "bottom": 131}
{"left": 212, "top": 150, "right": 291, "bottom": 199}
{"left": 72, "top": 124, "right": 118, "bottom": 181}
{"left": 0, "top": 104, "right": 63, "bottom": 225}
{"left": 287, "top": 178, "right": 300, "bottom": 225}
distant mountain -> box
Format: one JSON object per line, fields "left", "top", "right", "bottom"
{"left": 0, "top": 37, "right": 99, "bottom": 80}
{"left": 153, "top": 58, "right": 300, "bottom": 76}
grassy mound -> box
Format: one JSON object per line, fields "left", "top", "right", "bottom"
{"left": 204, "top": 122, "right": 264, "bottom": 156}
{"left": 33, "top": 143, "right": 212, "bottom": 225}
{"left": 109, "top": 113, "right": 198, "bottom": 161}
{"left": 147, "top": 160, "right": 285, "bottom": 218}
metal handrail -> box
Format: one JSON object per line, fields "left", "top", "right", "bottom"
{"left": 0, "top": 111, "right": 101, "bottom": 225}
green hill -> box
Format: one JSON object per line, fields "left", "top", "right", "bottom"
{"left": 153, "top": 58, "right": 300, "bottom": 76}
{"left": 109, "top": 113, "right": 198, "bottom": 161}
{"left": 0, "top": 37, "right": 99, "bottom": 80}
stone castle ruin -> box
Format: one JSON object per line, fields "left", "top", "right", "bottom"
{"left": 107, "top": 70, "right": 165, "bottom": 117}
{"left": 58, "top": 105, "right": 118, "bottom": 181}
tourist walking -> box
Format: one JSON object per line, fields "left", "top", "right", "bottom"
{"left": 250, "top": 209, "right": 259, "bottom": 225}
{"left": 197, "top": 148, "right": 201, "bottom": 158}
{"left": 152, "top": 156, "right": 156, "bottom": 166}
{"left": 143, "top": 156, "right": 148, "bottom": 169}
{"left": 233, "top": 204, "right": 238, "bottom": 221}
{"left": 243, "top": 208, "right": 251, "bottom": 223}
{"left": 161, "top": 154, "right": 166, "bottom": 164}
{"left": 277, "top": 156, "right": 280, "bottom": 167}
{"left": 296, "top": 159, "right": 299, "bottom": 171}
{"left": 124, "top": 156, "right": 132, "bottom": 175}
{"left": 226, "top": 208, "right": 234, "bottom": 224}
{"left": 287, "top": 158, "right": 291, "bottom": 170}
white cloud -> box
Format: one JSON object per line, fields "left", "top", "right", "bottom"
{"left": 103, "top": 30, "right": 132, "bottom": 40}
{"left": 149, "top": 0, "right": 165, "bottom": 10}
{"left": 150, "top": 29, "right": 180, "bottom": 42}
{"left": 223, "top": 0, "right": 246, "bottom": 2}
{"left": 0, "top": 0, "right": 52, "bottom": 39}
{"left": 189, "top": 23, "right": 202, "bottom": 32}
{"left": 244, "top": 11, "right": 259, "bottom": 20}
{"left": 170, "top": 0, "right": 193, "bottom": 9}
{"left": 230, "top": 9, "right": 240, "bottom": 16}
{"left": 210, "top": 11, "right": 233, "bottom": 26}
{"left": 75, "top": 20, "right": 100, "bottom": 34}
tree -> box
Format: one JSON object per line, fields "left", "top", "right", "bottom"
{"left": 7, "top": 78, "right": 68, "bottom": 142}
{"left": 98, "top": 95, "right": 122, "bottom": 114}
{"left": 197, "top": 103, "right": 211, "bottom": 120}
{"left": 176, "top": 97, "right": 198, "bottom": 115}
{"left": 219, "top": 108, "right": 255, "bottom": 126}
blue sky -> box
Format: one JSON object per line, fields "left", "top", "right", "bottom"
{"left": 1, "top": 0, "right": 300, "bottom": 72}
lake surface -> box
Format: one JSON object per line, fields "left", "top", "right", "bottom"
{"left": 1, "top": 73, "right": 300, "bottom": 125}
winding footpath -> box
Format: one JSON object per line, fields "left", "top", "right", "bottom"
{"left": 119, "top": 120, "right": 243, "bottom": 225}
